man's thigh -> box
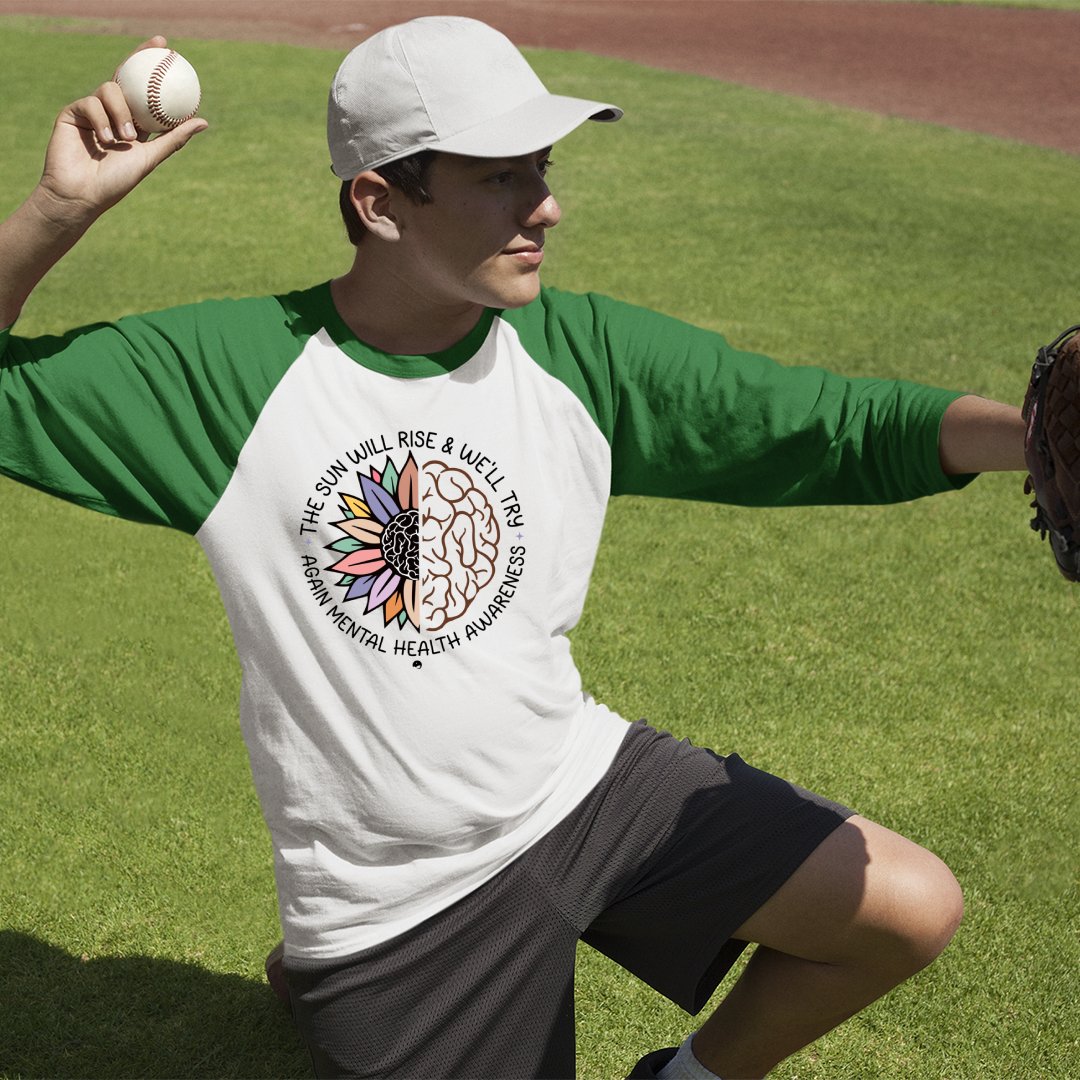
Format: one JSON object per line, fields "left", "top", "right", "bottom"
{"left": 729, "top": 814, "right": 963, "bottom": 967}
{"left": 572, "top": 732, "right": 854, "bottom": 1015}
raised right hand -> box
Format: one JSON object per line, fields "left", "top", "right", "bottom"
{"left": 35, "top": 36, "right": 208, "bottom": 226}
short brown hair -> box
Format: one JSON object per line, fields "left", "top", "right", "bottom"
{"left": 339, "top": 150, "right": 437, "bottom": 245}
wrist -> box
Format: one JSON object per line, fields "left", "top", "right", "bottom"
{"left": 24, "top": 181, "right": 100, "bottom": 238}
{"left": 0, "top": 186, "right": 98, "bottom": 329}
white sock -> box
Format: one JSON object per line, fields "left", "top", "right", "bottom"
{"left": 655, "top": 1033, "right": 723, "bottom": 1080}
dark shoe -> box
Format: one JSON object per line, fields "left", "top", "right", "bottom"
{"left": 265, "top": 940, "right": 292, "bottom": 1013}
{"left": 626, "top": 1047, "right": 677, "bottom": 1078}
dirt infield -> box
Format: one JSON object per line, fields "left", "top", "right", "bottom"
{"left": 1, "top": 0, "right": 1077, "bottom": 155}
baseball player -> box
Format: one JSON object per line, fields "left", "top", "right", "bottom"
{"left": 0, "top": 17, "right": 1030, "bottom": 1080}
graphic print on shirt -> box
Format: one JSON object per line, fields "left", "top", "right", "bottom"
{"left": 323, "top": 450, "right": 425, "bottom": 632}
{"left": 298, "top": 430, "right": 527, "bottom": 660}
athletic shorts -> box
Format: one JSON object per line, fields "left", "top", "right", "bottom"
{"left": 282, "top": 720, "right": 853, "bottom": 1079}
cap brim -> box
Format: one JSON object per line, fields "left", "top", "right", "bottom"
{"left": 425, "top": 93, "right": 621, "bottom": 160}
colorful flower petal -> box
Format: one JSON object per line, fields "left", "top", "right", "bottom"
{"left": 329, "top": 548, "right": 387, "bottom": 576}
{"left": 383, "top": 589, "right": 404, "bottom": 625}
{"left": 334, "top": 517, "right": 384, "bottom": 544}
{"left": 366, "top": 567, "right": 401, "bottom": 613}
{"left": 328, "top": 536, "right": 363, "bottom": 554}
{"left": 398, "top": 453, "right": 418, "bottom": 511}
{"left": 344, "top": 572, "right": 379, "bottom": 602}
{"left": 403, "top": 577, "right": 419, "bottom": 630}
{"left": 342, "top": 494, "right": 371, "bottom": 520}
{"left": 361, "top": 473, "right": 401, "bottom": 525}
{"left": 380, "top": 457, "right": 399, "bottom": 497}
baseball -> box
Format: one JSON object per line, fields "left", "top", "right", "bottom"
{"left": 114, "top": 47, "right": 201, "bottom": 134}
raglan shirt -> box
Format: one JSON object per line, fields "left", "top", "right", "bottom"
{"left": 0, "top": 283, "right": 971, "bottom": 959}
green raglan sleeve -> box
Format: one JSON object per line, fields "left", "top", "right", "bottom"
{"left": 0, "top": 291, "right": 315, "bottom": 533}
{"left": 515, "top": 289, "right": 973, "bottom": 506}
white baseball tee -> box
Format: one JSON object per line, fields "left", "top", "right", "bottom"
{"left": 0, "top": 283, "right": 969, "bottom": 958}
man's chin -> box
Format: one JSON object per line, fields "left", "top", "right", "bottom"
{"left": 492, "top": 276, "right": 542, "bottom": 310}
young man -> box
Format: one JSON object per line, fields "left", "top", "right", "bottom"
{"left": 1, "top": 16, "right": 1027, "bottom": 1080}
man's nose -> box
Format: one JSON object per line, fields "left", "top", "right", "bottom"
{"left": 522, "top": 190, "right": 561, "bottom": 230}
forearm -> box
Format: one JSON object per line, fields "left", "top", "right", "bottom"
{"left": 938, "top": 393, "right": 1025, "bottom": 475}
{"left": 1, "top": 39, "right": 206, "bottom": 333}
{"left": 0, "top": 186, "right": 97, "bottom": 330}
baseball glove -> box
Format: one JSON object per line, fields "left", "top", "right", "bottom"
{"left": 1022, "top": 323, "right": 1080, "bottom": 581}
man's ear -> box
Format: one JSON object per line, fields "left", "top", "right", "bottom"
{"left": 349, "top": 171, "right": 402, "bottom": 242}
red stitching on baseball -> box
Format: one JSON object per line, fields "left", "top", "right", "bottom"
{"left": 146, "top": 50, "right": 174, "bottom": 128}
{"left": 146, "top": 50, "right": 200, "bottom": 129}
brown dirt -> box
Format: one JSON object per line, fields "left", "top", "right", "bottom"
{"left": 1, "top": 0, "right": 1077, "bottom": 155}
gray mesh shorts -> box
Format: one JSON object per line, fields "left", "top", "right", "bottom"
{"left": 282, "top": 721, "right": 853, "bottom": 1079}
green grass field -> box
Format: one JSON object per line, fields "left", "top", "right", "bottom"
{"left": 1, "top": 16, "right": 1077, "bottom": 1079}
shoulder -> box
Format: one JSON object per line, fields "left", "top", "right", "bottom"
{"left": 502, "top": 285, "right": 738, "bottom": 359}
{"left": 115, "top": 283, "right": 329, "bottom": 342}
{"left": 78, "top": 283, "right": 337, "bottom": 388}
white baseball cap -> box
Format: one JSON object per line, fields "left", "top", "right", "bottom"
{"left": 327, "top": 16, "right": 623, "bottom": 179}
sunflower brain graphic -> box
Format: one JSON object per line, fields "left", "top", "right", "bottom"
{"left": 325, "top": 455, "right": 500, "bottom": 632}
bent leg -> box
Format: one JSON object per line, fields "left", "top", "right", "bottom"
{"left": 691, "top": 815, "right": 963, "bottom": 1078}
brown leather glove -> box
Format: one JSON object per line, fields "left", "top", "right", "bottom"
{"left": 1023, "top": 324, "right": 1080, "bottom": 581}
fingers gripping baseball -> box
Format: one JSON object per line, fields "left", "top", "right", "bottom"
{"left": 39, "top": 38, "right": 206, "bottom": 219}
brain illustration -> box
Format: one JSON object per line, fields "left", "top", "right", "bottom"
{"left": 419, "top": 461, "right": 501, "bottom": 630}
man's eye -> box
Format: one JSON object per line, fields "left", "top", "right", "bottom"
{"left": 538, "top": 158, "right": 554, "bottom": 175}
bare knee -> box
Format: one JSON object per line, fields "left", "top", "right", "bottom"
{"left": 733, "top": 815, "right": 963, "bottom": 981}
{"left": 902, "top": 851, "right": 964, "bottom": 965}
{"left": 856, "top": 821, "right": 964, "bottom": 976}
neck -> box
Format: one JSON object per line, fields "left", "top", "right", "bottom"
{"left": 331, "top": 257, "right": 485, "bottom": 356}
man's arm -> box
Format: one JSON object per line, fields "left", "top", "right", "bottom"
{"left": 0, "top": 36, "right": 207, "bottom": 330}
{"left": 938, "top": 394, "right": 1025, "bottom": 476}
